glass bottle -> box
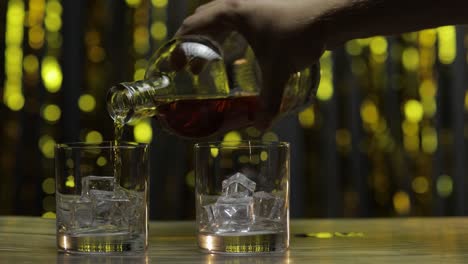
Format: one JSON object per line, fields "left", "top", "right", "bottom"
{"left": 107, "top": 34, "right": 320, "bottom": 139}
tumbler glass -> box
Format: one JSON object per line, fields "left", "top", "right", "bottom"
{"left": 55, "top": 142, "right": 149, "bottom": 254}
{"left": 195, "top": 141, "right": 290, "bottom": 254}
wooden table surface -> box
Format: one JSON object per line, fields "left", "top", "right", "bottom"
{"left": 1, "top": 216, "right": 468, "bottom": 263}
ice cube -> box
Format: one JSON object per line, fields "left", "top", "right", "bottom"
{"left": 222, "top": 172, "right": 256, "bottom": 197}
{"left": 212, "top": 196, "right": 254, "bottom": 233}
{"left": 253, "top": 191, "right": 284, "bottom": 220}
{"left": 90, "top": 189, "right": 130, "bottom": 226}
{"left": 203, "top": 204, "right": 215, "bottom": 222}
{"left": 70, "top": 197, "right": 93, "bottom": 228}
{"left": 56, "top": 193, "right": 79, "bottom": 229}
{"left": 81, "top": 176, "right": 115, "bottom": 196}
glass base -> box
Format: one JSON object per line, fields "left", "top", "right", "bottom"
{"left": 198, "top": 231, "right": 288, "bottom": 255}
{"left": 57, "top": 232, "right": 146, "bottom": 254}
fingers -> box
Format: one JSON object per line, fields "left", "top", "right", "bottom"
{"left": 176, "top": 0, "right": 242, "bottom": 37}
{"left": 254, "top": 67, "right": 290, "bottom": 129}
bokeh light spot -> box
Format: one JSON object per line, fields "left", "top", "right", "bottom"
{"left": 42, "top": 212, "right": 56, "bottom": 219}
{"left": 6, "top": 93, "right": 25, "bottom": 111}
{"left": 78, "top": 94, "right": 96, "bottom": 112}
{"left": 369, "top": 36, "right": 388, "bottom": 55}
{"left": 96, "top": 156, "right": 107, "bottom": 167}
{"left": 437, "top": 26, "right": 456, "bottom": 65}
{"left": 412, "top": 177, "right": 429, "bottom": 194}
{"left": 151, "top": 0, "right": 167, "bottom": 8}
{"left": 134, "top": 121, "right": 153, "bottom": 143}
{"left": 262, "top": 132, "right": 279, "bottom": 142}
{"left": 151, "top": 21, "right": 167, "bottom": 40}
{"left": 133, "top": 68, "right": 146, "bottom": 81}
{"left": 126, "top": 0, "right": 141, "bottom": 7}
{"left": 437, "top": 175, "right": 453, "bottom": 198}
{"left": 316, "top": 80, "right": 333, "bottom": 101}
{"left": 45, "top": 13, "right": 62, "bottom": 32}
{"left": 393, "top": 191, "right": 410, "bottom": 215}
{"left": 42, "top": 104, "right": 61, "bottom": 122}
{"left": 42, "top": 196, "right": 56, "bottom": 211}
{"left": 23, "top": 54, "right": 39, "bottom": 73}
{"left": 42, "top": 178, "right": 56, "bottom": 194}
{"left": 185, "top": 170, "right": 195, "bottom": 188}
{"left": 85, "top": 130, "right": 103, "bottom": 143}
{"left": 210, "top": 147, "right": 219, "bottom": 158}
{"left": 404, "top": 100, "right": 423, "bottom": 123}
{"left": 41, "top": 56, "right": 62, "bottom": 93}
{"left": 361, "top": 100, "right": 379, "bottom": 124}
{"left": 65, "top": 175, "right": 75, "bottom": 188}
{"left": 402, "top": 47, "right": 420, "bottom": 71}
{"left": 260, "top": 151, "right": 268, "bottom": 161}
{"left": 38, "top": 135, "right": 55, "bottom": 159}
{"left": 421, "top": 126, "right": 438, "bottom": 153}
{"left": 223, "top": 131, "right": 242, "bottom": 146}
{"left": 345, "top": 40, "right": 362, "bottom": 56}
{"left": 298, "top": 107, "right": 315, "bottom": 128}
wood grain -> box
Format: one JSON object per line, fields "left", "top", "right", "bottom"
{"left": 1, "top": 217, "right": 468, "bottom": 263}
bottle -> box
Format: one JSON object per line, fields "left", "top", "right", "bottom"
{"left": 107, "top": 34, "right": 320, "bottom": 139}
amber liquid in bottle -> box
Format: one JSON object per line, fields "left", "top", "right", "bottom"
{"left": 154, "top": 93, "right": 260, "bottom": 138}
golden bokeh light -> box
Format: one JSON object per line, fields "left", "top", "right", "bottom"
{"left": 393, "top": 191, "right": 411, "bottom": 215}
{"left": 126, "top": 0, "right": 141, "bottom": 7}
{"left": 402, "top": 120, "right": 419, "bottom": 136}
{"left": 262, "top": 132, "right": 279, "bottom": 142}
{"left": 151, "top": 0, "right": 168, "bottom": 8}
{"left": 419, "top": 29, "right": 437, "bottom": 48}
{"left": 419, "top": 79, "right": 436, "bottom": 99}
{"left": 45, "top": 13, "right": 61, "bottom": 32}
{"left": 185, "top": 170, "right": 195, "bottom": 188}
{"left": 402, "top": 47, "right": 420, "bottom": 71}
{"left": 345, "top": 40, "right": 362, "bottom": 56}
{"left": 85, "top": 130, "right": 103, "bottom": 143}
{"left": 42, "top": 104, "right": 61, "bottom": 122}
{"left": 38, "top": 135, "right": 56, "bottom": 159}
{"left": 41, "top": 56, "right": 63, "bottom": 93}
{"left": 223, "top": 131, "right": 242, "bottom": 146}
{"left": 96, "top": 156, "right": 107, "bottom": 167}
{"left": 421, "top": 126, "right": 438, "bottom": 154}
{"left": 361, "top": 100, "right": 379, "bottom": 124}
{"left": 78, "top": 94, "right": 96, "bottom": 112}
{"left": 369, "top": 36, "right": 388, "bottom": 56}
{"left": 437, "top": 26, "right": 456, "bottom": 65}
{"left": 42, "top": 212, "right": 56, "bottom": 219}
{"left": 412, "top": 176, "right": 429, "bottom": 194}
{"left": 65, "top": 175, "right": 75, "bottom": 188}
{"left": 404, "top": 100, "right": 424, "bottom": 123}
{"left": 151, "top": 21, "right": 167, "bottom": 40}
{"left": 42, "top": 178, "right": 55, "bottom": 194}
{"left": 437, "top": 175, "right": 453, "bottom": 198}
{"left": 316, "top": 79, "right": 333, "bottom": 101}
{"left": 317, "top": 52, "right": 333, "bottom": 101}
{"left": 5, "top": 93, "right": 25, "bottom": 111}
{"left": 134, "top": 121, "right": 153, "bottom": 143}
{"left": 210, "top": 146, "right": 219, "bottom": 158}
{"left": 298, "top": 107, "right": 315, "bottom": 128}
{"left": 23, "top": 54, "right": 39, "bottom": 73}
{"left": 133, "top": 68, "right": 146, "bottom": 81}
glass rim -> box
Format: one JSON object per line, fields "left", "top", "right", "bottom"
{"left": 55, "top": 141, "right": 149, "bottom": 150}
{"left": 194, "top": 140, "right": 289, "bottom": 149}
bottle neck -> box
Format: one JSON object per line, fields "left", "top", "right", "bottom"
{"left": 107, "top": 76, "right": 170, "bottom": 125}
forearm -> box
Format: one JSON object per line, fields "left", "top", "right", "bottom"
{"left": 318, "top": 0, "right": 468, "bottom": 48}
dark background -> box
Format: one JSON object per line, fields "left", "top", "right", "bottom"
{"left": 1, "top": 0, "right": 467, "bottom": 219}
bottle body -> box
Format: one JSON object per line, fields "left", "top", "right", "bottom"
{"left": 107, "top": 35, "right": 320, "bottom": 139}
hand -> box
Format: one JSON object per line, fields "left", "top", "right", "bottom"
{"left": 176, "top": 0, "right": 331, "bottom": 127}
